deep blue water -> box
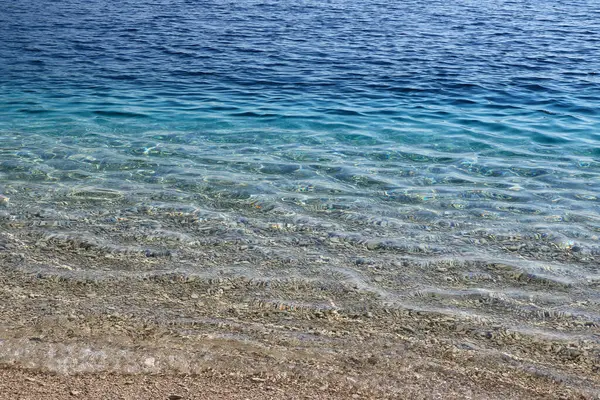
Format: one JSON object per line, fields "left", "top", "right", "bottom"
{"left": 1, "top": 0, "right": 600, "bottom": 328}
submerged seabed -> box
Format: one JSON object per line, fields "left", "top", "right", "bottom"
{"left": 0, "top": 0, "right": 599, "bottom": 389}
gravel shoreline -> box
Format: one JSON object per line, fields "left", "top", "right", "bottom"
{"left": 1, "top": 190, "right": 599, "bottom": 398}
{"left": 1, "top": 265, "right": 598, "bottom": 399}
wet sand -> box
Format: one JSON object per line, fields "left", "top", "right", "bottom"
{"left": 0, "top": 363, "right": 586, "bottom": 400}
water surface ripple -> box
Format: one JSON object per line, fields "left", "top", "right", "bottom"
{"left": 1, "top": 0, "right": 599, "bottom": 343}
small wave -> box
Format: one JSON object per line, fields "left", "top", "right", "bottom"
{"left": 93, "top": 110, "right": 150, "bottom": 118}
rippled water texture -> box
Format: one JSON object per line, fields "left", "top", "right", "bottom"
{"left": 1, "top": 0, "right": 599, "bottom": 337}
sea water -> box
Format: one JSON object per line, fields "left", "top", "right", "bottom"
{"left": 1, "top": 0, "right": 599, "bottom": 336}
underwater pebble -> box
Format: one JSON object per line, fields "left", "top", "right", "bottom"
{"left": 145, "top": 249, "right": 172, "bottom": 258}
{"left": 144, "top": 357, "right": 156, "bottom": 367}
{"left": 366, "top": 241, "right": 380, "bottom": 250}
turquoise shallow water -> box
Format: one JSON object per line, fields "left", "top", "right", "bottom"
{"left": 0, "top": 0, "right": 600, "bottom": 332}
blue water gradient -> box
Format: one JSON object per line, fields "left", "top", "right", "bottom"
{"left": 0, "top": 0, "right": 599, "bottom": 327}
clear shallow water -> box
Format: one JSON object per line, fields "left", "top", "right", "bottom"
{"left": 0, "top": 0, "right": 600, "bottom": 331}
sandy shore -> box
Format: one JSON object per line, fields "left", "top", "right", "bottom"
{"left": 1, "top": 263, "right": 598, "bottom": 399}
{"left": 0, "top": 363, "right": 586, "bottom": 400}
